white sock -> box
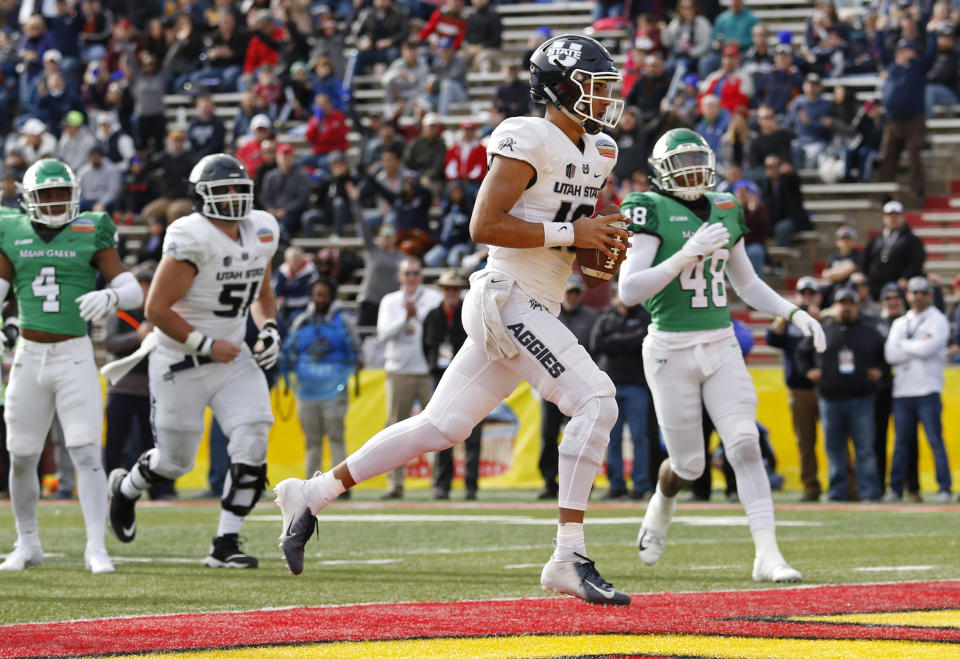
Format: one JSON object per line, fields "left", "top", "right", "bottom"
{"left": 303, "top": 471, "right": 345, "bottom": 513}
{"left": 9, "top": 454, "right": 41, "bottom": 539}
{"left": 69, "top": 444, "right": 107, "bottom": 549}
{"left": 553, "top": 521, "right": 586, "bottom": 559}
{"left": 121, "top": 451, "right": 157, "bottom": 499}
{"left": 642, "top": 483, "right": 676, "bottom": 535}
{"left": 753, "top": 528, "right": 784, "bottom": 562}
{"left": 216, "top": 510, "right": 245, "bottom": 537}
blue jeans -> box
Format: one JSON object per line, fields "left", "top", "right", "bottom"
{"left": 925, "top": 83, "right": 959, "bottom": 118}
{"left": 208, "top": 417, "right": 230, "bottom": 494}
{"left": 819, "top": 395, "right": 881, "bottom": 500}
{"left": 891, "top": 393, "right": 952, "bottom": 494}
{"left": 745, "top": 242, "right": 765, "bottom": 275}
{"left": 606, "top": 385, "right": 651, "bottom": 493}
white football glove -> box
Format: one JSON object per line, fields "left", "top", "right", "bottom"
{"left": 75, "top": 289, "right": 120, "bottom": 323}
{"left": 679, "top": 222, "right": 730, "bottom": 264}
{"left": 791, "top": 309, "right": 826, "bottom": 352}
{"left": 253, "top": 319, "right": 281, "bottom": 370}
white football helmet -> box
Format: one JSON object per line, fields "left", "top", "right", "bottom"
{"left": 20, "top": 158, "right": 81, "bottom": 227}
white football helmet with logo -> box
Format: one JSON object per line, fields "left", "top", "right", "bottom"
{"left": 20, "top": 158, "right": 81, "bottom": 227}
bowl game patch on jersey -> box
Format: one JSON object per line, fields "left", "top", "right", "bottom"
{"left": 713, "top": 194, "right": 736, "bottom": 210}
{"left": 257, "top": 227, "right": 274, "bottom": 243}
{"left": 70, "top": 217, "right": 96, "bottom": 232}
{"left": 596, "top": 139, "right": 616, "bottom": 159}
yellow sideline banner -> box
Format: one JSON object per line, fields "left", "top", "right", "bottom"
{"left": 173, "top": 369, "right": 960, "bottom": 492}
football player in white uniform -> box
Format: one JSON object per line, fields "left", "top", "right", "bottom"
{"left": 275, "top": 34, "right": 632, "bottom": 605}
{"left": 107, "top": 154, "right": 281, "bottom": 568}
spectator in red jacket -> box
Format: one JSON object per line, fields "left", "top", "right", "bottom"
{"left": 443, "top": 120, "right": 486, "bottom": 195}
{"left": 416, "top": 0, "right": 467, "bottom": 50}
{"left": 243, "top": 10, "right": 285, "bottom": 81}
{"left": 301, "top": 92, "right": 350, "bottom": 176}
{"left": 235, "top": 113, "right": 274, "bottom": 177}
{"left": 700, "top": 44, "right": 754, "bottom": 115}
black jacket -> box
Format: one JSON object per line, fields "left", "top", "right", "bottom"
{"left": 862, "top": 226, "right": 926, "bottom": 301}
{"left": 422, "top": 301, "right": 467, "bottom": 380}
{"left": 464, "top": 6, "right": 502, "bottom": 48}
{"left": 589, "top": 305, "right": 651, "bottom": 387}
{"left": 795, "top": 316, "right": 886, "bottom": 401}
{"left": 766, "top": 320, "right": 815, "bottom": 389}
{"left": 759, "top": 170, "right": 811, "bottom": 231}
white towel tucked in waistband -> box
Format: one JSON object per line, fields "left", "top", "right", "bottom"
{"left": 100, "top": 331, "right": 158, "bottom": 385}
{"left": 472, "top": 270, "right": 519, "bottom": 361}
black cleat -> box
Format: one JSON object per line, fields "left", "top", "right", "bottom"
{"left": 107, "top": 468, "right": 138, "bottom": 543}
{"left": 541, "top": 552, "right": 631, "bottom": 606}
{"left": 274, "top": 478, "right": 318, "bottom": 575}
{"left": 204, "top": 534, "right": 259, "bottom": 568}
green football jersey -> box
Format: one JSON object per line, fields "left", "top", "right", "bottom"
{"left": 621, "top": 190, "right": 748, "bottom": 332}
{"left": 0, "top": 211, "right": 116, "bottom": 335}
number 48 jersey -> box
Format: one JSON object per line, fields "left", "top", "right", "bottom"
{"left": 620, "top": 190, "right": 747, "bottom": 332}
{"left": 156, "top": 210, "right": 279, "bottom": 351}
{"left": 484, "top": 116, "right": 618, "bottom": 308}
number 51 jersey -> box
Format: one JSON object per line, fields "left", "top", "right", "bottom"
{"left": 484, "top": 116, "right": 618, "bottom": 308}
{"left": 157, "top": 210, "right": 279, "bottom": 351}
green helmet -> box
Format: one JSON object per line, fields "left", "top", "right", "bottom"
{"left": 21, "top": 158, "right": 80, "bottom": 227}
{"left": 649, "top": 128, "right": 716, "bottom": 201}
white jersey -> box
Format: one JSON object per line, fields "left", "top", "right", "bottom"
{"left": 484, "top": 116, "right": 618, "bottom": 309}
{"left": 157, "top": 209, "right": 280, "bottom": 351}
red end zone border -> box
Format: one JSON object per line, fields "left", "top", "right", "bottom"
{"left": 2, "top": 581, "right": 960, "bottom": 657}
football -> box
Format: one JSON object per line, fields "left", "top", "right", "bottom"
{"left": 576, "top": 203, "right": 628, "bottom": 288}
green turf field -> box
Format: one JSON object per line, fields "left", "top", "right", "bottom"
{"left": 1, "top": 492, "right": 959, "bottom": 625}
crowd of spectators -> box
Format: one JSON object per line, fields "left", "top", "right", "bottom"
{"left": 4, "top": 0, "right": 960, "bottom": 503}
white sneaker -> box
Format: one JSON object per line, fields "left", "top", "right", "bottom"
{"left": 275, "top": 478, "right": 317, "bottom": 576}
{"left": 936, "top": 491, "right": 951, "bottom": 504}
{"left": 637, "top": 490, "right": 675, "bottom": 566}
{"left": 881, "top": 491, "right": 901, "bottom": 503}
{"left": 84, "top": 547, "right": 116, "bottom": 574}
{"left": 0, "top": 540, "right": 43, "bottom": 571}
{"left": 540, "top": 553, "right": 630, "bottom": 606}
{"left": 637, "top": 527, "right": 666, "bottom": 566}
{"left": 753, "top": 556, "right": 802, "bottom": 583}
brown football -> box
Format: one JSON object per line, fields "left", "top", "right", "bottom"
{"left": 576, "top": 203, "right": 628, "bottom": 289}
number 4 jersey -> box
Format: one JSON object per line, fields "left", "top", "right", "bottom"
{"left": 157, "top": 210, "right": 279, "bottom": 351}
{"left": 0, "top": 210, "right": 116, "bottom": 336}
{"left": 484, "top": 116, "right": 618, "bottom": 308}
{"left": 620, "top": 190, "right": 747, "bottom": 332}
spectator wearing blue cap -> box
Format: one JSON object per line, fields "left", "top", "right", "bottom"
{"left": 426, "top": 36, "right": 468, "bottom": 115}
{"left": 878, "top": 37, "right": 931, "bottom": 203}
{"left": 521, "top": 26, "right": 552, "bottom": 70}
{"left": 732, "top": 178, "right": 769, "bottom": 274}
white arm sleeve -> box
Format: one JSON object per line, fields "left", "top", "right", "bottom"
{"left": 618, "top": 233, "right": 690, "bottom": 307}
{"left": 726, "top": 240, "right": 797, "bottom": 319}
{"left": 0, "top": 278, "right": 9, "bottom": 303}
{"left": 108, "top": 271, "right": 144, "bottom": 310}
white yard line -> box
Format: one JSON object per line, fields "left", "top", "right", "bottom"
{"left": 247, "top": 513, "right": 821, "bottom": 527}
